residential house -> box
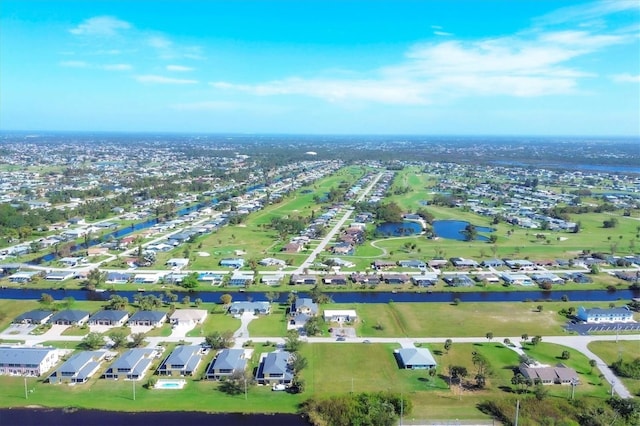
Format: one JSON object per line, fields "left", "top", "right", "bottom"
{"left": 87, "top": 247, "right": 109, "bottom": 257}
{"left": 45, "top": 271, "right": 75, "bottom": 281}
{"left": 228, "top": 271, "right": 254, "bottom": 287}
{"left": 228, "top": 301, "right": 271, "bottom": 316}
{"left": 49, "top": 310, "right": 91, "bottom": 326}
{"left": 8, "top": 271, "right": 40, "bottom": 283}
{"left": 450, "top": 257, "right": 480, "bottom": 268}
{"left": 219, "top": 258, "right": 245, "bottom": 269}
{"left": 106, "top": 272, "right": 132, "bottom": 284}
{"left": 350, "top": 273, "right": 381, "bottom": 285}
{"left": 166, "top": 258, "right": 189, "bottom": 269}
{"left": 443, "top": 275, "right": 475, "bottom": 287}
{"left": 412, "top": 274, "right": 439, "bottom": 287}
{"left": 205, "top": 348, "right": 247, "bottom": 380}
{"left": 127, "top": 311, "right": 167, "bottom": 328}
{"left": 395, "top": 348, "right": 437, "bottom": 370}
{"left": 261, "top": 273, "right": 284, "bottom": 286}
{"left": 323, "top": 309, "right": 357, "bottom": 323}
{"left": 382, "top": 273, "right": 410, "bottom": 284}
{"left": 481, "top": 259, "right": 505, "bottom": 268}
{"left": 88, "top": 310, "right": 129, "bottom": 327}
{"left": 519, "top": 363, "right": 579, "bottom": 385}
{"left": 290, "top": 298, "right": 318, "bottom": 327}
{"left": 48, "top": 350, "right": 107, "bottom": 384}
{"left": 398, "top": 260, "right": 427, "bottom": 269}
{"left": 169, "top": 309, "right": 208, "bottom": 327}
{"left": 0, "top": 346, "right": 60, "bottom": 376}
{"left": 157, "top": 345, "right": 203, "bottom": 376}
{"left": 290, "top": 274, "right": 317, "bottom": 285}
{"left": 576, "top": 306, "right": 634, "bottom": 323}
{"left": 281, "top": 243, "right": 302, "bottom": 253}
{"left": 323, "top": 274, "right": 348, "bottom": 285}
{"left": 58, "top": 257, "right": 83, "bottom": 267}
{"left": 103, "top": 348, "right": 157, "bottom": 380}
{"left": 372, "top": 260, "right": 396, "bottom": 270}
{"left": 259, "top": 258, "right": 286, "bottom": 267}
{"left": 13, "top": 310, "right": 53, "bottom": 325}
{"left": 133, "top": 273, "right": 162, "bottom": 284}
{"left": 255, "top": 351, "right": 294, "bottom": 385}
{"left": 501, "top": 273, "right": 534, "bottom": 286}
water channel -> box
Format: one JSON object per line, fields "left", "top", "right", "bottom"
{"left": 1, "top": 287, "right": 638, "bottom": 304}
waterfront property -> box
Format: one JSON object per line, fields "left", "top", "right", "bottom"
{"left": 576, "top": 306, "right": 634, "bottom": 324}
{"left": 169, "top": 309, "right": 208, "bottom": 327}
{"left": 127, "top": 310, "right": 167, "bottom": 328}
{"left": 323, "top": 309, "right": 358, "bottom": 323}
{"left": 13, "top": 309, "right": 53, "bottom": 325}
{"left": 205, "top": 348, "right": 247, "bottom": 380}
{"left": 0, "top": 346, "right": 60, "bottom": 376}
{"left": 255, "top": 351, "right": 294, "bottom": 385}
{"left": 48, "top": 350, "right": 107, "bottom": 384}
{"left": 88, "top": 310, "right": 129, "bottom": 327}
{"left": 228, "top": 301, "right": 271, "bottom": 316}
{"left": 103, "top": 348, "right": 157, "bottom": 380}
{"left": 157, "top": 345, "right": 203, "bottom": 377}
{"left": 395, "top": 347, "right": 437, "bottom": 370}
{"left": 49, "top": 310, "right": 91, "bottom": 326}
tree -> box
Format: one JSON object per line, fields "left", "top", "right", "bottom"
{"left": 531, "top": 335, "right": 542, "bottom": 346}
{"left": 220, "top": 293, "right": 232, "bottom": 305}
{"left": 286, "top": 291, "right": 298, "bottom": 306}
{"left": 264, "top": 291, "right": 280, "bottom": 303}
{"left": 109, "top": 330, "right": 128, "bottom": 349}
{"left": 485, "top": 331, "right": 493, "bottom": 342}
{"left": 106, "top": 294, "right": 128, "bottom": 311}
{"left": 561, "top": 350, "right": 571, "bottom": 360}
{"left": 290, "top": 375, "right": 306, "bottom": 394}
{"left": 182, "top": 295, "right": 191, "bottom": 305}
{"left": 81, "top": 332, "right": 106, "bottom": 350}
{"left": 205, "top": 330, "right": 235, "bottom": 349}
{"left": 85, "top": 268, "right": 107, "bottom": 290}
{"left": 194, "top": 298, "right": 202, "bottom": 307}
{"left": 302, "top": 316, "right": 322, "bottom": 336}
{"left": 537, "top": 304, "right": 543, "bottom": 312}
{"left": 291, "top": 355, "right": 308, "bottom": 374}
{"left": 461, "top": 223, "right": 477, "bottom": 242}
{"left": 180, "top": 272, "right": 199, "bottom": 289}
{"left": 521, "top": 333, "right": 529, "bottom": 342}
{"left": 444, "top": 339, "right": 452, "bottom": 354}
{"left": 285, "top": 329, "right": 302, "bottom": 352}
{"left": 449, "top": 365, "right": 468, "bottom": 384}
{"left": 475, "top": 373, "right": 486, "bottom": 389}
{"left": 129, "top": 332, "right": 146, "bottom": 348}
{"left": 220, "top": 370, "right": 252, "bottom": 396}
{"left": 534, "top": 383, "right": 548, "bottom": 400}
{"left": 40, "top": 293, "right": 54, "bottom": 307}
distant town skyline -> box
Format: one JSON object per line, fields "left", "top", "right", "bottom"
{"left": 1, "top": 0, "right": 639, "bottom": 136}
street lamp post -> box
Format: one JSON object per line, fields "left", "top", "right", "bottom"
{"left": 24, "top": 376, "right": 28, "bottom": 400}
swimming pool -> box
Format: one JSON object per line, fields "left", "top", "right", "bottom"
{"left": 154, "top": 379, "right": 186, "bottom": 389}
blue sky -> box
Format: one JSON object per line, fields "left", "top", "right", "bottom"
{"left": 1, "top": 0, "right": 638, "bottom": 135}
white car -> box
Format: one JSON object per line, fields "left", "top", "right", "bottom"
{"left": 272, "top": 384, "right": 286, "bottom": 391}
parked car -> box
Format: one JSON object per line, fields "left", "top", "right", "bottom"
{"left": 272, "top": 383, "right": 286, "bottom": 391}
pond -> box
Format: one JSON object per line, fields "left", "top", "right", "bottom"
{"left": 375, "top": 221, "right": 422, "bottom": 237}
{"left": 432, "top": 220, "right": 494, "bottom": 242}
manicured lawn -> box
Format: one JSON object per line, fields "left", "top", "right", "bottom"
{"left": 61, "top": 325, "right": 90, "bottom": 336}
{"left": 145, "top": 324, "right": 172, "bottom": 337}
{"left": 587, "top": 340, "right": 640, "bottom": 396}
{"left": 330, "top": 301, "right": 585, "bottom": 338}
{"left": 521, "top": 342, "right": 611, "bottom": 398}
{"left": 0, "top": 299, "right": 40, "bottom": 331}
{"left": 247, "top": 304, "right": 288, "bottom": 337}
{"left": 186, "top": 312, "right": 240, "bottom": 337}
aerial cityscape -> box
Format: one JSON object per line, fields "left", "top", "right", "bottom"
{"left": 1, "top": 1, "right": 639, "bottom": 426}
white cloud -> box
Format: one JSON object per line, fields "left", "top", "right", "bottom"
{"left": 148, "top": 35, "right": 173, "bottom": 49}
{"left": 211, "top": 4, "right": 635, "bottom": 105}
{"left": 103, "top": 64, "right": 132, "bottom": 71}
{"left": 69, "top": 16, "right": 131, "bottom": 36}
{"left": 166, "top": 65, "right": 194, "bottom": 72}
{"left": 433, "top": 31, "right": 453, "bottom": 36}
{"left": 612, "top": 73, "right": 640, "bottom": 83}
{"left": 59, "top": 60, "right": 89, "bottom": 68}
{"left": 135, "top": 75, "right": 198, "bottom": 84}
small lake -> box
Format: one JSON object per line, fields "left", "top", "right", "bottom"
{"left": 432, "top": 220, "right": 494, "bottom": 242}
{"left": 375, "top": 221, "right": 422, "bottom": 236}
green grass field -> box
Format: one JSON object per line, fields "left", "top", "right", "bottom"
{"left": 587, "top": 340, "right": 640, "bottom": 397}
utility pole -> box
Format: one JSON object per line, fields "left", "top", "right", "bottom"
{"left": 132, "top": 380, "right": 136, "bottom": 401}
{"left": 514, "top": 399, "right": 520, "bottom": 426}
{"left": 24, "top": 376, "right": 28, "bottom": 400}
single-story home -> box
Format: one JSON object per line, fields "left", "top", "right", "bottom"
{"left": 0, "top": 346, "right": 61, "bottom": 377}
{"left": 412, "top": 274, "right": 439, "bottom": 287}
{"left": 259, "top": 258, "right": 286, "bottom": 267}
{"left": 396, "top": 348, "right": 437, "bottom": 370}
{"left": 13, "top": 310, "right": 53, "bottom": 325}
{"left": 219, "top": 258, "right": 245, "bottom": 269}
{"left": 103, "top": 348, "right": 157, "bottom": 380}
{"left": 577, "top": 306, "right": 634, "bottom": 324}
{"left": 228, "top": 272, "right": 254, "bottom": 287}
{"left": 166, "top": 258, "right": 189, "bottom": 268}
{"left": 323, "top": 274, "right": 348, "bottom": 285}
{"left": 45, "top": 271, "right": 76, "bottom": 281}
{"left": 501, "top": 273, "right": 533, "bottom": 286}
{"left": 88, "top": 310, "right": 130, "bottom": 327}
{"left": 519, "top": 363, "right": 579, "bottom": 385}
{"left": 205, "top": 348, "right": 247, "bottom": 380}
{"left": 127, "top": 311, "right": 167, "bottom": 328}
{"left": 49, "top": 310, "right": 91, "bottom": 326}
{"left": 382, "top": 273, "right": 410, "bottom": 284}
{"left": 261, "top": 273, "right": 284, "bottom": 286}
{"left": 228, "top": 301, "right": 271, "bottom": 316}
{"left": 292, "top": 298, "right": 318, "bottom": 316}
{"left": 8, "top": 271, "right": 40, "bottom": 283}
{"left": 48, "top": 350, "right": 107, "bottom": 384}
{"left": 133, "top": 273, "right": 162, "bottom": 284}
{"left": 169, "top": 309, "right": 208, "bottom": 327}
{"left": 106, "top": 272, "right": 132, "bottom": 284}
{"left": 290, "top": 274, "right": 317, "bottom": 285}
{"left": 323, "top": 309, "right": 357, "bottom": 323}
{"left": 255, "top": 351, "right": 294, "bottom": 385}
{"left": 157, "top": 345, "right": 203, "bottom": 376}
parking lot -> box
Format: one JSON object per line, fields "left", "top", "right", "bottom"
{"left": 564, "top": 321, "right": 640, "bottom": 335}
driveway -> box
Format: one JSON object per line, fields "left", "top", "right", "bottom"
{"left": 234, "top": 312, "right": 257, "bottom": 339}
